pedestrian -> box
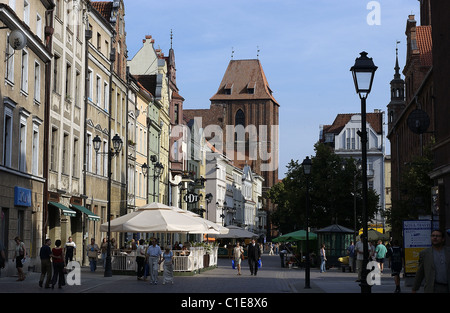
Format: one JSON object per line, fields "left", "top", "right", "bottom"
{"left": 162, "top": 245, "right": 174, "bottom": 285}
{"left": 412, "top": 229, "right": 450, "bottom": 293}
{"left": 100, "top": 238, "right": 108, "bottom": 267}
{"left": 39, "top": 238, "right": 53, "bottom": 288}
{"left": 87, "top": 238, "right": 100, "bottom": 272}
{"left": 64, "top": 236, "right": 76, "bottom": 264}
{"left": 233, "top": 242, "right": 244, "bottom": 275}
{"left": 389, "top": 240, "right": 403, "bottom": 293}
{"left": 355, "top": 235, "right": 369, "bottom": 282}
{"left": 136, "top": 239, "right": 146, "bottom": 280}
{"left": 0, "top": 240, "right": 6, "bottom": 277}
{"left": 369, "top": 241, "right": 375, "bottom": 261}
{"left": 247, "top": 239, "right": 261, "bottom": 276}
{"left": 375, "top": 239, "right": 387, "bottom": 273}
{"left": 13, "top": 236, "right": 26, "bottom": 281}
{"left": 347, "top": 241, "right": 355, "bottom": 272}
{"left": 269, "top": 242, "right": 274, "bottom": 255}
{"left": 146, "top": 238, "right": 162, "bottom": 285}
{"left": 51, "top": 239, "right": 65, "bottom": 289}
{"left": 320, "top": 244, "right": 327, "bottom": 273}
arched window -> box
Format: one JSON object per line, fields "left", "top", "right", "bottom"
{"left": 235, "top": 109, "right": 245, "bottom": 126}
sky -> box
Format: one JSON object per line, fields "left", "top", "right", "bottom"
{"left": 124, "top": 0, "right": 420, "bottom": 179}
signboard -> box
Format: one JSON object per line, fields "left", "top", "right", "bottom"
{"left": 14, "top": 186, "right": 31, "bottom": 207}
{"left": 184, "top": 192, "right": 200, "bottom": 204}
{"left": 402, "top": 220, "right": 431, "bottom": 275}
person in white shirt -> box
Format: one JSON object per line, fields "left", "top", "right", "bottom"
{"left": 146, "top": 239, "right": 162, "bottom": 285}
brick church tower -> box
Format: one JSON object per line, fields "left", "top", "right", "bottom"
{"left": 184, "top": 59, "right": 279, "bottom": 216}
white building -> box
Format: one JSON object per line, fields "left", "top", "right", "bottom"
{"left": 320, "top": 110, "right": 385, "bottom": 226}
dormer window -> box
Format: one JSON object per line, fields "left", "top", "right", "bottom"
{"left": 224, "top": 83, "right": 233, "bottom": 95}
{"left": 247, "top": 82, "right": 255, "bottom": 94}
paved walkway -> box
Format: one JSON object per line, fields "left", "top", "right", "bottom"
{"left": 0, "top": 254, "right": 411, "bottom": 294}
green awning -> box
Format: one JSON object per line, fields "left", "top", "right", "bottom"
{"left": 70, "top": 204, "right": 100, "bottom": 221}
{"left": 49, "top": 201, "right": 77, "bottom": 217}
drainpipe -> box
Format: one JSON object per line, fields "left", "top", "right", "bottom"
{"left": 42, "top": 4, "right": 55, "bottom": 244}
{"left": 83, "top": 4, "right": 92, "bottom": 266}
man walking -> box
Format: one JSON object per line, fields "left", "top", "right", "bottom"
{"left": 375, "top": 240, "right": 387, "bottom": 273}
{"left": 247, "top": 239, "right": 261, "bottom": 276}
{"left": 412, "top": 229, "right": 450, "bottom": 293}
{"left": 39, "top": 238, "right": 52, "bottom": 288}
{"left": 146, "top": 239, "right": 162, "bottom": 285}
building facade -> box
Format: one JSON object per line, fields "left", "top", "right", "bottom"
{"left": 0, "top": 0, "right": 53, "bottom": 273}
{"left": 320, "top": 110, "right": 386, "bottom": 227}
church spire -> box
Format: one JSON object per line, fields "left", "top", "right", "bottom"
{"left": 387, "top": 42, "right": 406, "bottom": 133}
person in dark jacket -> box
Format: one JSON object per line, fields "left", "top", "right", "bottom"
{"left": 247, "top": 239, "right": 261, "bottom": 276}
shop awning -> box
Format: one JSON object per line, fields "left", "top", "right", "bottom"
{"left": 70, "top": 204, "right": 100, "bottom": 221}
{"left": 48, "top": 201, "right": 76, "bottom": 217}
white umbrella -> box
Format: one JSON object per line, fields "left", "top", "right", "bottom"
{"left": 100, "top": 202, "right": 210, "bottom": 233}
{"left": 170, "top": 207, "right": 229, "bottom": 235}
{"left": 212, "top": 225, "right": 258, "bottom": 239}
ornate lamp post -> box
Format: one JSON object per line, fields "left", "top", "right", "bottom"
{"left": 302, "top": 156, "right": 312, "bottom": 289}
{"left": 93, "top": 133, "right": 123, "bottom": 277}
{"left": 350, "top": 51, "right": 377, "bottom": 293}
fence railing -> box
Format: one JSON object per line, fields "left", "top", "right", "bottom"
{"left": 111, "top": 247, "right": 218, "bottom": 273}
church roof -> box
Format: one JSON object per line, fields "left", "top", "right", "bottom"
{"left": 210, "top": 59, "right": 279, "bottom": 106}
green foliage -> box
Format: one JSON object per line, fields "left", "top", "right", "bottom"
{"left": 267, "top": 142, "right": 380, "bottom": 234}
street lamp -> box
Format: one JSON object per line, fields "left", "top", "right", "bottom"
{"left": 151, "top": 157, "right": 164, "bottom": 202}
{"left": 351, "top": 51, "right": 377, "bottom": 293}
{"left": 302, "top": 156, "right": 312, "bottom": 289}
{"left": 93, "top": 133, "right": 123, "bottom": 277}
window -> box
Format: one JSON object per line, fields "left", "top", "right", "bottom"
{"left": 73, "top": 138, "right": 78, "bottom": 177}
{"left": 97, "top": 32, "right": 101, "bottom": 51}
{"left": 87, "top": 69, "right": 93, "bottom": 100}
{"left": 19, "top": 119, "right": 27, "bottom": 172}
{"left": 96, "top": 138, "right": 101, "bottom": 175}
{"left": 23, "top": 0, "right": 30, "bottom": 26}
{"left": 75, "top": 71, "right": 80, "bottom": 107}
{"left": 34, "top": 61, "right": 41, "bottom": 103}
{"left": 20, "top": 50, "right": 28, "bottom": 93}
{"left": 103, "top": 141, "right": 108, "bottom": 176}
{"left": 3, "top": 107, "right": 13, "bottom": 167}
{"left": 50, "top": 127, "right": 58, "bottom": 171}
{"left": 65, "top": 63, "right": 72, "bottom": 100}
{"left": 96, "top": 75, "right": 101, "bottom": 106}
{"left": 32, "top": 126, "right": 39, "bottom": 176}
{"left": 103, "top": 81, "right": 109, "bottom": 110}
{"left": 36, "top": 14, "right": 42, "bottom": 39}
{"left": 5, "top": 32, "right": 15, "bottom": 83}
{"left": 235, "top": 109, "right": 245, "bottom": 126}
{"left": 86, "top": 133, "right": 92, "bottom": 172}
{"left": 55, "top": 0, "right": 60, "bottom": 19}
{"left": 62, "top": 133, "right": 69, "bottom": 174}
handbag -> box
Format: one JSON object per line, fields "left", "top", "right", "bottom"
{"left": 232, "top": 259, "right": 235, "bottom": 269}
{"left": 258, "top": 259, "right": 262, "bottom": 268}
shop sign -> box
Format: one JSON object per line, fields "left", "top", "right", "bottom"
{"left": 14, "top": 186, "right": 31, "bottom": 207}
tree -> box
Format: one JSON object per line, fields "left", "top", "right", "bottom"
{"left": 385, "top": 145, "right": 434, "bottom": 239}
{"left": 268, "top": 142, "right": 380, "bottom": 234}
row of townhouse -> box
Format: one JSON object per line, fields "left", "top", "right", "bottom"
{"left": 0, "top": 0, "right": 268, "bottom": 275}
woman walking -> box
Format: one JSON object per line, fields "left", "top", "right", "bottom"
{"left": 233, "top": 242, "right": 244, "bottom": 275}
{"left": 162, "top": 246, "right": 174, "bottom": 285}
{"left": 13, "top": 237, "right": 26, "bottom": 281}
{"left": 51, "top": 239, "right": 65, "bottom": 289}
{"left": 320, "top": 244, "right": 327, "bottom": 273}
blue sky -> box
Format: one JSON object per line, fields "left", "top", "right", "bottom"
{"left": 124, "top": 0, "right": 420, "bottom": 179}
